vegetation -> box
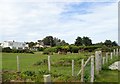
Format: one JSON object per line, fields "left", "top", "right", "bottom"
{"left": 42, "top": 36, "right": 55, "bottom": 47}
{"left": 1, "top": 35, "right": 119, "bottom": 82}
{"left": 42, "top": 45, "right": 118, "bottom": 55}
{"left": 2, "top": 50, "right": 119, "bottom": 82}
{"left": 26, "top": 36, "right": 118, "bottom": 49}
{"left": 95, "top": 70, "right": 118, "bottom": 82}
{"left": 2, "top": 47, "right": 34, "bottom": 54}
{"left": 75, "top": 36, "right": 82, "bottom": 46}
{"left": 2, "top": 52, "right": 91, "bottom": 82}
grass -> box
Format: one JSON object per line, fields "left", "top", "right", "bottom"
{"left": 95, "top": 55, "right": 119, "bottom": 83}
{"left": 2, "top": 52, "right": 89, "bottom": 71}
{"left": 2, "top": 52, "right": 119, "bottom": 82}
{"left": 95, "top": 70, "right": 118, "bottom": 82}
{"left": 2, "top": 52, "right": 91, "bottom": 82}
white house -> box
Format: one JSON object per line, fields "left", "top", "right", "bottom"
{"left": 1, "top": 41, "right": 28, "bottom": 49}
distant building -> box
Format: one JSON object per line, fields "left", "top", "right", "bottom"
{"left": 34, "top": 44, "right": 44, "bottom": 47}
{"left": 1, "top": 41, "right": 28, "bottom": 49}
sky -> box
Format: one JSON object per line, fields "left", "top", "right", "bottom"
{"left": 0, "top": 0, "right": 118, "bottom": 44}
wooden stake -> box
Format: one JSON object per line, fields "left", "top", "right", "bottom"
{"left": 81, "top": 59, "right": 84, "bottom": 82}
{"left": 91, "top": 56, "right": 94, "bottom": 82}
{"left": 95, "top": 51, "right": 99, "bottom": 75}
{"left": 110, "top": 52, "right": 113, "bottom": 60}
{"left": 116, "top": 48, "right": 118, "bottom": 56}
{"left": 17, "top": 56, "right": 20, "bottom": 72}
{"left": 106, "top": 53, "right": 108, "bottom": 63}
{"left": 114, "top": 49, "right": 116, "bottom": 56}
{"left": 43, "top": 74, "right": 51, "bottom": 84}
{"left": 102, "top": 57, "right": 105, "bottom": 65}
{"left": 48, "top": 56, "right": 51, "bottom": 72}
{"left": 99, "top": 51, "right": 102, "bottom": 71}
{"left": 77, "top": 57, "right": 91, "bottom": 76}
{"left": 72, "top": 60, "right": 74, "bottom": 76}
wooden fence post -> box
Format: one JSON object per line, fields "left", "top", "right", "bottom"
{"left": 81, "top": 59, "right": 84, "bottom": 82}
{"left": 48, "top": 56, "right": 51, "bottom": 72}
{"left": 116, "top": 48, "right": 118, "bottom": 56}
{"left": 91, "top": 56, "right": 94, "bottom": 82}
{"left": 99, "top": 51, "right": 102, "bottom": 71}
{"left": 77, "top": 57, "right": 91, "bottom": 76}
{"left": 43, "top": 74, "right": 51, "bottom": 84}
{"left": 102, "top": 57, "right": 105, "bottom": 65}
{"left": 113, "top": 49, "right": 116, "bottom": 56}
{"left": 95, "top": 51, "right": 99, "bottom": 75}
{"left": 110, "top": 52, "right": 113, "bottom": 60}
{"left": 106, "top": 53, "right": 108, "bottom": 63}
{"left": 119, "top": 49, "right": 120, "bottom": 55}
{"left": 72, "top": 60, "right": 74, "bottom": 76}
{"left": 17, "top": 55, "right": 20, "bottom": 72}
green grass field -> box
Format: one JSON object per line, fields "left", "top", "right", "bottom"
{"left": 95, "top": 70, "right": 118, "bottom": 82}
{"left": 2, "top": 52, "right": 89, "bottom": 71}
{"left": 2, "top": 52, "right": 119, "bottom": 82}
{"left": 2, "top": 52, "right": 92, "bottom": 82}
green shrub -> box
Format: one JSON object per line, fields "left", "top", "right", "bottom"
{"left": 2, "top": 47, "right": 12, "bottom": 53}
{"left": 69, "top": 45, "right": 79, "bottom": 53}
{"left": 0, "top": 46, "right": 2, "bottom": 52}
{"left": 43, "top": 50, "right": 50, "bottom": 55}
{"left": 22, "top": 71, "right": 36, "bottom": 77}
{"left": 2, "top": 48, "right": 34, "bottom": 54}
{"left": 101, "top": 45, "right": 110, "bottom": 52}
{"left": 38, "top": 70, "right": 50, "bottom": 75}
{"left": 43, "top": 47, "right": 57, "bottom": 54}
{"left": 2, "top": 72, "right": 18, "bottom": 82}
{"left": 38, "top": 47, "right": 44, "bottom": 51}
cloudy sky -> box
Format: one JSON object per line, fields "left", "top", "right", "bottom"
{"left": 0, "top": 0, "right": 118, "bottom": 44}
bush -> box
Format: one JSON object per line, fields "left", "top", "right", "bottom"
{"left": 2, "top": 72, "right": 17, "bottom": 82}
{"left": 43, "top": 47, "right": 57, "bottom": 55}
{"left": 43, "top": 50, "right": 50, "bottom": 55}
{"left": 22, "top": 71, "right": 36, "bottom": 77}
{"left": 2, "top": 47, "right": 12, "bottom": 53}
{"left": 69, "top": 46, "right": 79, "bottom": 53}
{"left": 0, "top": 46, "right": 2, "bottom": 52}
{"left": 79, "top": 46, "right": 100, "bottom": 52}
{"left": 2, "top": 48, "right": 34, "bottom": 54}
{"left": 38, "top": 70, "right": 50, "bottom": 75}
{"left": 26, "top": 50, "right": 34, "bottom": 54}
{"left": 38, "top": 47, "right": 44, "bottom": 51}
{"left": 101, "top": 45, "right": 111, "bottom": 52}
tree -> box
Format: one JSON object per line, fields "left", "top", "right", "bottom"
{"left": 112, "top": 41, "right": 118, "bottom": 46}
{"left": 75, "top": 36, "right": 82, "bottom": 46}
{"left": 60, "top": 40, "right": 69, "bottom": 46}
{"left": 27, "top": 42, "right": 36, "bottom": 48}
{"left": 38, "top": 40, "right": 42, "bottom": 43}
{"left": 42, "top": 36, "right": 55, "bottom": 47}
{"left": 82, "top": 36, "right": 92, "bottom": 46}
{"left": 53, "top": 37, "right": 61, "bottom": 46}
{"left": 104, "top": 40, "right": 112, "bottom": 47}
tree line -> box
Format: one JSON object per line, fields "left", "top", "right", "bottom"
{"left": 1, "top": 36, "right": 118, "bottom": 54}
{"left": 27, "top": 36, "right": 118, "bottom": 48}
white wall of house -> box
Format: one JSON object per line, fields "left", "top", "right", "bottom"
{"left": 1, "top": 41, "right": 28, "bottom": 49}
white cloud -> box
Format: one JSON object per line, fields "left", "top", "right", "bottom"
{"left": 0, "top": 0, "right": 118, "bottom": 44}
